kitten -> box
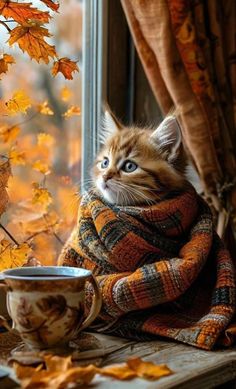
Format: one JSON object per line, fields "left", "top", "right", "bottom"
{"left": 92, "top": 110, "right": 189, "bottom": 206}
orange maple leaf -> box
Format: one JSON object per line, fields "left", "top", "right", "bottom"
{"left": 0, "top": 1, "right": 50, "bottom": 24}
{"left": 8, "top": 25, "right": 56, "bottom": 64}
{"left": 0, "top": 54, "right": 15, "bottom": 77}
{"left": 52, "top": 58, "right": 79, "bottom": 80}
{"left": 63, "top": 105, "right": 81, "bottom": 118}
{"left": 40, "top": 0, "right": 59, "bottom": 12}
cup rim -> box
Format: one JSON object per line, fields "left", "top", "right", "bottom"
{"left": 1, "top": 266, "right": 92, "bottom": 281}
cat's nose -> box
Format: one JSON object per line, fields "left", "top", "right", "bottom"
{"left": 103, "top": 173, "right": 113, "bottom": 182}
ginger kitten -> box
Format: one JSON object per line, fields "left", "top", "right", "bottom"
{"left": 92, "top": 111, "right": 188, "bottom": 206}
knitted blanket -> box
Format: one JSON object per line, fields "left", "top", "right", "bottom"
{"left": 58, "top": 186, "right": 236, "bottom": 350}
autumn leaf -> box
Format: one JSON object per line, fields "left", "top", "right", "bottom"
{"left": 63, "top": 105, "right": 81, "bottom": 118}
{"left": 0, "top": 100, "right": 8, "bottom": 116}
{"left": 0, "top": 1, "right": 50, "bottom": 24}
{"left": 38, "top": 101, "right": 54, "bottom": 115}
{"left": 0, "top": 159, "right": 11, "bottom": 216}
{"left": 0, "top": 124, "right": 20, "bottom": 143}
{"left": 32, "top": 182, "right": 52, "bottom": 209}
{"left": 32, "top": 160, "right": 51, "bottom": 175}
{"left": 40, "top": 0, "right": 59, "bottom": 12}
{"left": 52, "top": 58, "right": 79, "bottom": 80}
{"left": 101, "top": 365, "right": 136, "bottom": 380}
{"left": 8, "top": 25, "right": 57, "bottom": 64}
{"left": 0, "top": 54, "right": 15, "bottom": 78}
{"left": 127, "top": 358, "right": 172, "bottom": 380}
{"left": 0, "top": 240, "right": 32, "bottom": 271}
{"left": 9, "top": 147, "right": 26, "bottom": 165}
{"left": 6, "top": 90, "right": 31, "bottom": 115}
{"left": 14, "top": 355, "right": 173, "bottom": 389}
{"left": 37, "top": 133, "right": 55, "bottom": 147}
{"left": 60, "top": 86, "right": 73, "bottom": 102}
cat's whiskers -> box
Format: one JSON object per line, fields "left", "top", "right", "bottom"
{"left": 111, "top": 180, "right": 155, "bottom": 206}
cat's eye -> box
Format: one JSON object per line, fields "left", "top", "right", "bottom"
{"left": 101, "top": 157, "right": 109, "bottom": 169}
{"left": 122, "top": 160, "right": 138, "bottom": 173}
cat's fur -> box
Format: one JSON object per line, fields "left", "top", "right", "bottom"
{"left": 92, "top": 110, "right": 189, "bottom": 206}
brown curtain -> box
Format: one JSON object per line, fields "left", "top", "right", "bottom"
{"left": 121, "top": 0, "right": 236, "bottom": 241}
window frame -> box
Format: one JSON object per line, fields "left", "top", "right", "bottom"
{"left": 81, "top": 0, "right": 108, "bottom": 192}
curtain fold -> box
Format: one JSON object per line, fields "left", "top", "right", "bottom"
{"left": 121, "top": 0, "right": 236, "bottom": 236}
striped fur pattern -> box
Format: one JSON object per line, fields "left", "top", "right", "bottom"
{"left": 59, "top": 185, "right": 236, "bottom": 350}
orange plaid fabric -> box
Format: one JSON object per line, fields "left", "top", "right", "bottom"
{"left": 59, "top": 186, "right": 235, "bottom": 350}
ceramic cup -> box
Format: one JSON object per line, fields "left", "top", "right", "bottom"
{"left": 0, "top": 266, "right": 102, "bottom": 349}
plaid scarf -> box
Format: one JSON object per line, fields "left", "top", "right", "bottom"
{"left": 59, "top": 186, "right": 236, "bottom": 350}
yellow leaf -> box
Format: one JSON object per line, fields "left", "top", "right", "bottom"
{"left": 0, "top": 125, "right": 20, "bottom": 143}
{"left": 37, "top": 133, "right": 55, "bottom": 147}
{"left": 101, "top": 365, "right": 136, "bottom": 380}
{"left": 9, "top": 148, "right": 26, "bottom": 166}
{"left": 63, "top": 105, "right": 81, "bottom": 118}
{"left": 0, "top": 54, "right": 15, "bottom": 78}
{"left": 6, "top": 90, "right": 31, "bottom": 115}
{"left": 60, "top": 86, "right": 73, "bottom": 102}
{"left": 32, "top": 183, "right": 52, "bottom": 210}
{"left": 38, "top": 101, "right": 54, "bottom": 115}
{"left": 32, "top": 160, "right": 51, "bottom": 175}
{"left": 127, "top": 358, "right": 173, "bottom": 380}
{"left": 0, "top": 240, "right": 32, "bottom": 271}
{"left": 13, "top": 355, "right": 173, "bottom": 388}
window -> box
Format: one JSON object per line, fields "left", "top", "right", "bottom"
{"left": 0, "top": 0, "right": 82, "bottom": 265}
{"left": 0, "top": 0, "right": 161, "bottom": 267}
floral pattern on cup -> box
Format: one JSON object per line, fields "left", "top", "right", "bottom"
{"left": 10, "top": 292, "right": 84, "bottom": 349}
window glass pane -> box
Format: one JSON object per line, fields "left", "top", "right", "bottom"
{"left": 0, "top": 0, "right": 82, "bottom": 265}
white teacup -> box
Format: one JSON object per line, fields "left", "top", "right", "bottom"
{"left": 0, "top": 266, "right": 102, "bottom": 349}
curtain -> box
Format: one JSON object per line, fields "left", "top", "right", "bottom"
{"left": 121, "top": 0, "right": 236, "bottom": 241}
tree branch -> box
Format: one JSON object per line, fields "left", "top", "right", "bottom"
{"left": 0, "top": 223, "right": 19, "bottom": 245}
{"left": 0, "top": 20, "right": 11, "bottom": 32}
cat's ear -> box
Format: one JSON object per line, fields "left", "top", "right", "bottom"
{"left": 100, "top": 109, "right": 122, "bottom": 144}
{"left": 151, "top": 116, "right": 182, "bottom": 161}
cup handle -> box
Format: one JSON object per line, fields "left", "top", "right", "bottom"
{"left": 0, "top": 278, "right": 16, "bottom": 333}
{"left": 79, "top": 275, "right": 102, "bottom": 332}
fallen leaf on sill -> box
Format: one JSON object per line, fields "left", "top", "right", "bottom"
{"left": 13, "top": 354, "right": 173, "bottom": 388}
{"left": 100, "top": 364, "right": 136, "bottom": 380}
{"left": 127, "top": 357, "right": 172, "bottom": 380}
